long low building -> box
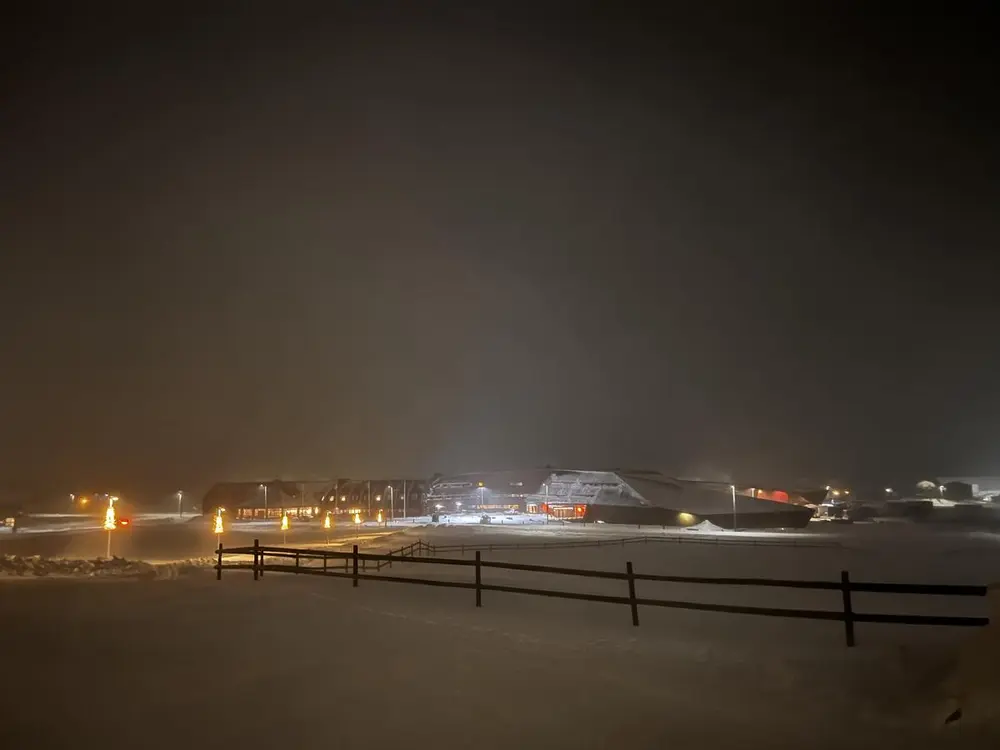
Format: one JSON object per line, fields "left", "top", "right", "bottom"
{"left": 424, "top": 469, "right": 815, "bottom": 529}
{"left": 200, "top": 478, "right": 427, "bottom": 520}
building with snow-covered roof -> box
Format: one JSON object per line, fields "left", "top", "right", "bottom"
{"left": 424, "top": 469, "right": 815, "bottom": 529}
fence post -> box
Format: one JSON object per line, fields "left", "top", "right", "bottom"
{"left": 323, "top": 550, "right": 327, "bottom": 573}
{"left": 295, "top": 550, "right": 300, "bottom": 571}
{"left": 475, "top": 551, "right": 482, "bottom": 608}
{"left": 353, "top": 544, "right": 359, "bottom": 587}
{"left": 253, "top": 538, "right": 260, "bottom": 581}
{"left": 626, "top": 561, "right": 639, "bottom": 626}
{"left": 216, "top": 541, "right": 223, "bottom": 581}
{"left": 841, "top": 570, "right": 855, "bottom": 647}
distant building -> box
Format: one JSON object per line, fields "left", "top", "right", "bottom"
{"left": 325, "top": 479, "right": 426, "bottom": 519}
{"left": 200, "top": 478, "right": 426, "bottom": 520}
{"left": 937, "top": 477, "right": 1000, "bottom": 500}
{"left": 200, "top": 480, "right": 330, "bottom": 520}
{"left": 424, "top": 469, "right": 815, "bottom": 529}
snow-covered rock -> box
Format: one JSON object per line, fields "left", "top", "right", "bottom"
{"left": 0, "top": 554, "right": 159, "bottom": 579}
{"left": 934, "top": 584, "right": 1000, "bottom": 729}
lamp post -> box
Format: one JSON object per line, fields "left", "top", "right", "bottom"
{"left": 280, "top": 511, "right": 289, "bottom": 545}
{"left": 103, "top": 496, "right": 118, "bottom": 559}
{"left": 260, "top": 483, "right": 268, "bottom": 520}
{"left": 176, "top": 490, "right": 183, "bottom": 518}
{"left": 731, "top": 484, "right": 737, "bottom": 531}
{"left": 387, "top": 485, "right": 394, "bottom": 522}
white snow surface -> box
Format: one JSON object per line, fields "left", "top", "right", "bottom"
{"left": 686, "top": 519, "right": 726, "bottom": 533}
{"left": 2, "top": 512, "right": 190, "bottom": 534}
{"left": 3, "top": 522, "right": 1000, "bottom": 747}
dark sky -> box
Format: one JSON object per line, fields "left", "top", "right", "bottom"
{"left": 2, "top": 2, "right": 998, "bottom": 499}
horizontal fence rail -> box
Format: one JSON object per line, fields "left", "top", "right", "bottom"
{"left": 427, "top": 533, "right": 840, "bottom": 555}
{"left": 215, "top": 539, "right": 989, "bottom": 647}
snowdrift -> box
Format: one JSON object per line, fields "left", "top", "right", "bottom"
{"left": 685, "top": 520, "right": 726, "bottom": 533}
{"left": 935, "top": 583, "right": 1000, "bottom": 728}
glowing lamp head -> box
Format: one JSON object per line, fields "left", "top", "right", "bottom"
{"left": 323, "top": 512, "right": 332, "bottom": 530}
{"left": 213, "top": 513, "right": 224, "bottom": 534}
{"left": 280, "top": 513, "right": 289, "bottom": 531}
{"left": 376, "top": 509, "right": 383, "bottom": 523}
{"left": 103, "top": 501, "right": 117, "bottom": 531}
{"left": 353, "top": 512, "right": 361, "bottom": 525}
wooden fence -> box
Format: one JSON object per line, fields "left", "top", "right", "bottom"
{"left": 215, "top": 539, "right": 989, "bottom": 647}
{"left": 426, "top": 533, "right": 840, "bottom": 555}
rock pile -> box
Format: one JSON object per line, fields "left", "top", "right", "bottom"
{"left": 1, "top": 554, "right": 156, "bottom": 578}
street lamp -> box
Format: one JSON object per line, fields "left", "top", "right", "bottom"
{"left": 260, "top": 483, "right": 268, "bottom": 519}
{"left": 387, "top": 485, "right": 394, "bottom": 521}
{"left": 103, "top": 496, "right": 117, "bottom": 559}
{"left": 730, "top": 484, "right": 737, "bottom": 531}
{"left": 176, "top": 490, "right": 183, "bottom": 518}
{"left": 477, "top": 481, "right": 485, "bottom": 511}
{"left": 214, "top": 508, "right": 225, "bottom": 535}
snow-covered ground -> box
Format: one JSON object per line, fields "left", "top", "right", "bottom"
{"left": 1, "top": 512, "right": 191, "bottom": 535}
{"left": 4, "top": 522, "right": 1000, "bottom": 745}
{"left": 3, "top": 562, "right": 998, "bottom": 748}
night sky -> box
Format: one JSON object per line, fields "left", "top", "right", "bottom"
{"left": 2, "top": 3, "right": 997, "bottom": 500}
